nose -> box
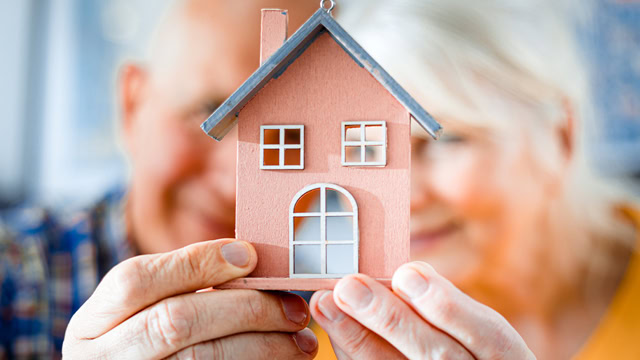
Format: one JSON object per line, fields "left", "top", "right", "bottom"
{"left": 411, "top": 172, "right": 429, "bottom": 212}
{"left": 411, "top": 150, "right": 435, "bottom": 212}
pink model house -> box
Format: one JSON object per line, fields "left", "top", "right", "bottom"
{"left": 201, "top": 8, "right": 441, "bottom": 290}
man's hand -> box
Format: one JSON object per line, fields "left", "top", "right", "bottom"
{"left": 310, "top": 262, "right": 535, "bottom": 359}
{"left": 63, "top": 239, "right": 318, "bottom": 359}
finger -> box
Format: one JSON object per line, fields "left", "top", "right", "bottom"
{"left": 95, "top": 290, "right": 310, "bottom": 359}
{"left": 69, "top": 239, "right": 257, "bottom": 339}
{"left": 329, "top": 338, "right": 355, "bottom": 360}
{"left": 392, "top": 262, "right": 535, "bottom": 359}
{"left": 310, "top": 291, "right": 405, "bottom": 359}
{"left": 165, "top": 329, "right": 318, "bottom": 360}
{"left": 333, "top": 275, "right": 474, "bottom": 360}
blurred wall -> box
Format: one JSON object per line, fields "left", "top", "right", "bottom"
{"left": 0, "top": 0, "right": 171, "bottom": 207}
{"left": 39, "top": 0, "right": 126, "bottom": 205}
{"left": 0, "top": 0, "right": 34, "bottom": 205}
{"left": 587, "top": 0, "right": 640, "bottom": 176}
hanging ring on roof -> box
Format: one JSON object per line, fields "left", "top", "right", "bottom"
{"left": 320, "top": 0, "right": 335, "bottom": 15}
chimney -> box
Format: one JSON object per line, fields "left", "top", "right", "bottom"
{"left": 260, "top": 9, "right": 288, "bottom": 65}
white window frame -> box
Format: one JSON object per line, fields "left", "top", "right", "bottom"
{"left": 289, "top": 183, "right": 359, "bottom": 278}
{"left": 341, "top": 121, "right": 387, "bottom": 166}
{"left": 260, "top": 125, "right": 304, "bottom": 170}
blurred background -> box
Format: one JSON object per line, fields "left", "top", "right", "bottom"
{"left": 0, "top": 0, "right": 638, "bottom": 208}
{"left": 0, "top": 0, "right": 171, "bottom": 207}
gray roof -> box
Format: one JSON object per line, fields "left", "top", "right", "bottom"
{"left": 201, "top": 9, "right": 441, "bottom": 141}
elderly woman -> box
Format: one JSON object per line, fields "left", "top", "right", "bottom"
{"left": 309, "top": 0, "right": 639, "bottom": 359}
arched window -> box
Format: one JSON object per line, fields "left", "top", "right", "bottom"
{"left": 289, "top": 183, "right": 358, "bottom": 278}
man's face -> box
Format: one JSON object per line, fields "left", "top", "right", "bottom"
{"left": 122, "top": 5, "right": 255, "bottom": 253}
{"left": 121, "top": 0, "right": 317, "bottom": 254}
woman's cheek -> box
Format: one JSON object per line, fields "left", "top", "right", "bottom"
{"left": 429, "top": 147, "right": 493, "bottom": 211}
{"left": 432, "top": 145, "right": 509, "bottom": 252}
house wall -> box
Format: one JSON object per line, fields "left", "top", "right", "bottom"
{"left": 236, "top": 31, "right": 410, "bottom": 279}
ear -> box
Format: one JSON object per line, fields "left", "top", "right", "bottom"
{"left": 119, "top": 63, "right": 148, "bottom": 149}
{"left": 557, "top": 97, "right": 576, "bottom": 163}
{"left": 545, "top": 97, "right": 577, "bottom": 197}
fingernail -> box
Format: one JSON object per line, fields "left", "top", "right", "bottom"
{"left": 293, "top": 328, "right": 318, "bottom": 355}
{"left": 396, "top": 267, "right": 430, "bottom": 299}
{"left": 221, "top": 242, "right": 250, "bottom": 267}
{"left": 280, "top": 292, "right": 308, "bottom": 324}
{"left": 336, "top": 277, "right": 373, "bottom": 310}
{"left": 317, "top": 291, "right": 343, "bottom": 321}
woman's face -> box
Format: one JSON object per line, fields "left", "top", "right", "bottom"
{"left": 410, "top": 113, "right": 558, "bottom": 293}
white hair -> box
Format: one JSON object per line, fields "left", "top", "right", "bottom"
{"left": 337, "top": 0, "right": 637, "bottom": 276}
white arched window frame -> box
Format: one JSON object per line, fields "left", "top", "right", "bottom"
{"left": 289, "top": 183, "right": 359, "bottom": 278}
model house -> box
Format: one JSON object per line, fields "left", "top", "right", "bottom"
{"left": 201, "top": 8, "right": 441, "bottom": 290}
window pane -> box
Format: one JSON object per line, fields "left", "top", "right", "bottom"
{"left": 344, "top": 125, "right": 361, "bottom": 141}
{"left": 294, "top": 188, "right": 320, "bottom": 213}
{"left": 327, "top": 244, "right": 355, "bottom": 274}
{"left": 327, "top": 216, "right": 353, "bottom": 241}
{"left": 344, "top": 146, "right": 361, "bottom": 163}
{"left": 263, "top": 128, "right": 280, "bottom": 144}
{"left": 284, "top": 149, "right": 301, "bottom": 166}
{"left": 365, "top": 145, "right": 384, "bottom": 163}
{"left": 263, "top": 149, "right": 280, "bottom": 166}
{"left": 326, "top": 189, "right": 352, "bottom": 212}
{"left": 284, "top": 128, "right": 301, "bottom": 144}
{"left": 365, "top": 125, "right": 384, "bottom": 142}
{"left": 293, "top": 216, "right": 321, "bottom": 241}
{"left": 294, "top": 245, "right": 321, "bottom": 274}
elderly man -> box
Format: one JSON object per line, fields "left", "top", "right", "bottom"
{"left": 0, "top": 1, "right": 319, "bottom": 358}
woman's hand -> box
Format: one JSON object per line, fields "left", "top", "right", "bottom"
{"left": 310, "top": 262, "right": 535, "bottom": 359}
{"left": 63, "top": 239, "right": 318, "bottom": 359}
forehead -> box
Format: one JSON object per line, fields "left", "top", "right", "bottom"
{"left": 147, "top": 0, "right": 320, "bottom": 98}
{"left": 148, "top": 2, "right": 262, "bottom": 101}
{"left": 159, "top": 5, "right": 258, "bottom": 65}
{"left": 408, "top": 74, "right": 537, "bottom": 141}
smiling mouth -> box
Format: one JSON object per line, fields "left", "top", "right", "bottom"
{"left": 411, "top": 222, "right": 460, "bottom": 250}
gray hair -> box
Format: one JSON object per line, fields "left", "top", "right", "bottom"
{"left": 337, "top": 0, "right": 636, "bottom": 264}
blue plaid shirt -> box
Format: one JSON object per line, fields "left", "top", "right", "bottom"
{"left": 0, "top": 190, "right": 136, "bottom": 359}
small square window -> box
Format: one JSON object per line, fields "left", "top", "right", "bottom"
{"left": 345, "top": 125, "right": 361, "bottom": 141}
{"left": 284, "top": 149, "right": 301, "bottom": 166}
{"left": 260, "top": 125, "right": 304, "bottom": 169}
{"left": 342, "top": 121, "right": 386, "bottom": 166}
{"left": 284, "top": 128, "right": 301, "bottom": 144}
{"left": 344, "top": 146, "right": 361, "bottom": 163}
{"left": 365, "top": 125, "right": 384, "bottom": 142}
{"left": 263, "top": 149, "right": 279, "bottom": 166}
{"left": 263, "top": 129, "right": 280, "bottom": 144}
{"left": 365, "top": 145, "right": 385, "bottom": 163}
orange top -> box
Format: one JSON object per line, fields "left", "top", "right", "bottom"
{"left": 311, "top": 209, "right": 640, "bottom": 359}
{"left": 574, "top": 208, "right": 640, "bottom": 359}
{"left": 311, "top": 322, "right": 337, "bottom": 360}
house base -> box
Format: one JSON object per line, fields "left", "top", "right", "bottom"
{"left": 215, "top": 277, "right": 392, "bottom": 291}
